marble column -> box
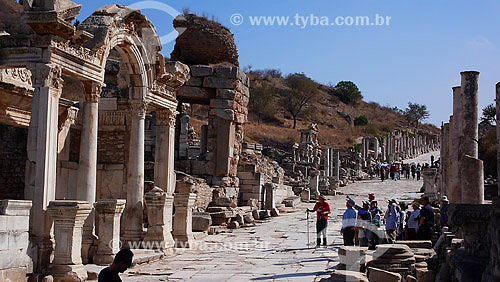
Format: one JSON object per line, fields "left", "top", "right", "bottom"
{"left": 27, "top": 64, "right": 63, "bottom": 272}
{"left": 154, "top": 109, "right": 177, "bottom": 195}
{"left": 94, "top": 199, "right": 125, "bottom": 265}
{"left": 450, "top": 86, "right": 461, "bottom": 203}
{"left": 173, "top": 179, "right": 196, "bottom": 248}
{"left": 76, "top": 81, "right": 101, "bottom": 263}
{"left": 496, "top": 82, "right": 500, "bottom": 197}
{"left": 334, "top": 150, "right": 340, "bottom": 181}
{"left": 144, "top": 188, "right": 175, "bottom": 251}
{"left": 122, "top": 100, "right": 147, "bottom": 245}
{"left": 47, "top": 200, "right": 91, "bottom": 282}
{"left": 459, "top": 71, "right": 483, "bottom": 204}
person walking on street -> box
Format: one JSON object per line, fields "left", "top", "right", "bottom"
{"left": 307, "top": 195, "right": 331, "bottom": 247}
{"left": 417, "top": 196, "right": 435, "bottom": 240}
{"left": 385, "top": 199, "right": 400, "bottom": 244}
{"left": 407, "top": 202, "right": 420, "bottom": 240}
{"left": 341, "top": 200, "right": 357, "bottom": 246}
{"left": 380, "top": 165, "right": 385, "bottom": 182}
{"left": 411, "top": 164, "right": 416, "bottom": 180}
{"left": 397, "top": 202, "right": 407, "bottom": 240}
{"left": 440, "top": 196, "right": 449, "bottom": 227}
{"left": 416, "top": 164, "right": 422, "bottom": 181}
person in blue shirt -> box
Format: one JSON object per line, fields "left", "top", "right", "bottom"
{"left": 341, "top": 200, "right": 357, "bottom": 246}
{"left": 384, "top": 199, "right": 400, "bottom": 244}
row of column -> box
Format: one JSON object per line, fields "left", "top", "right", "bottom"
{"left": 440, "top": 71, "right": 483, "bottom": 204}
{"left": 27, "top": 63, "right": 182, "bottom": 274}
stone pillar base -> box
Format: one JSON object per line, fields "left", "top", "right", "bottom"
{"left": 94, "top": 199, "right": 125, "bottom": 266}
{"left": 48, "top": 264, "right": 87, "bottom": 282}
{"left": 173, "top": 193, "right": 196, "bottom": 248}
{"left": 144, "top": 189, "right": 175, "bottom": 250}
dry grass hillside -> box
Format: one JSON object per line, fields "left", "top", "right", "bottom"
{"left": 190, "top": 71, "right": 439, "bottom": 150}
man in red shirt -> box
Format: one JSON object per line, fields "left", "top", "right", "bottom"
{"left": 307, "top": 195, "right": 331, "bottom": 247}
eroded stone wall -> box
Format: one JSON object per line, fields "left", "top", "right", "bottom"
{"left": 0, "top": 124, "right": 28, "bottom": 200}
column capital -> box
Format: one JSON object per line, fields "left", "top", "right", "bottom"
{"left": 129, "top": 100, "right": 148, "bottom": 119}
{"left": 31, "top": 63, "right": 63, "bottom": 92}
{"left": 156, "top": 108, "right": 177, "bottom": 127}
{"left": 83, "top": 81, "right": 102, "bottom": 103}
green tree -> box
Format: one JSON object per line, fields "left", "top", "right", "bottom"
{"left": 280, "top": 73, "right": 318, "bottom": 129}
{"left": 354, "top": 115, "right": 369, "bottom": 126}
{"left": 404, "top": 102, "right": 429, "bottom": 128}
{"left": 249, "top": 83, "right": 276, "bottom": 124}
{"left": 480, "top": 103, "right": 496, "bottom": 125}
{"left": 332, "top": 81, "right": 363, "bottom": 105}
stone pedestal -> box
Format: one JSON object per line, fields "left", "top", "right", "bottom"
{"left": 422, "top": 168, "right": 439, "bottom": 203}
{"left": 94, "top": 199, "right": 125, "bottom": 266}
{"left": 122, "top": 100, "right": 147, "bottom": 245}
{"left": 172, "top": 193, "right": 196, "bottom": 248}
{"left": 47, "top": 201, "right": 91, "bottom": 282}
{"left": 263, "top": 183, "right": 276, "bottom": 210}
{"left": 144, "top": 188, "right": 175, "bottom": 251}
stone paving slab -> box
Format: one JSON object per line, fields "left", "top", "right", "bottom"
{"left": 120, "top": 152, "right": 437, "bottom": 282}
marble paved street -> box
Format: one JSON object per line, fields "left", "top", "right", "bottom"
{"left": 121, "top": 151, "right": 438, "bottom": 282}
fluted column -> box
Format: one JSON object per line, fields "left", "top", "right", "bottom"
{"left": 76, "top": 81, "right": 101, "bottom": 263}
{"left": 122, "top": 100, "right": 147, "bottom": 245}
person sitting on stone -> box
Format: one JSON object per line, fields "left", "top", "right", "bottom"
{"left": 307, "top": 195, "right": 331, "bottom": 247}
{"left": 98, "top": 248, "right": 134, "bottom": 282}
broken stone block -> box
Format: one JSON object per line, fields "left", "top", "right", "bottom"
{"left": 258, "top": 210, "right": 271, "bottom": 219}
{"left": 330, "top": 270, "right": 368, "bottom": 282}
{"left": 405, "top": 275, "right": 417, "bottom": 282}
{"left": 234, "top": 213, "right": 245, "bottom": 225}
{"left": 228, "top": 221, "right": 239, "bottom": 229}
{"left": 252, "top": 209, "right": 260, "bottom": 220}
{"left": 192, "top": 212, "right": 212, "bottom": 232}
{"left": 270, "top": 208, "right": 280, "bottom": 217}
{"left": 190, "top": 65, "right": 214, "bottom": 77}
{"left": 243, "top": 214, "right": 254, "bottom": 223}
{"left": 367, "top": 267, "right": 402, "bottom": 282}
{"left": 395, "top": 240, "right": 432, "bottom": 249}
{"left": 214, "top": 197, "right": 234, "bottom": 207}
{"left": 416, "top": 269, "right": 434, "bottom": 282}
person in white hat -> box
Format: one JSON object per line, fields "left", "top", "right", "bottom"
{"left": 440, "top": 196, "right": 449, "bottom": 227}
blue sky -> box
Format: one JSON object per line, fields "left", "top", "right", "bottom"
{"left": 78, "top": 0, "right": 500, "bottom": 126}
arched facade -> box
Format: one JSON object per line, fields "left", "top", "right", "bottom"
{"left": 0, "top": 1, "right": 189, "bottom": 280}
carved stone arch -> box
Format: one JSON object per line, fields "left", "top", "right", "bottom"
{"left": 78, "top": 4, "right": 162, "bottom": 100}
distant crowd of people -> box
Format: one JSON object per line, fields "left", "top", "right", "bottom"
{"left": 368, "top": 155, "right": 439, "bottom": 182}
